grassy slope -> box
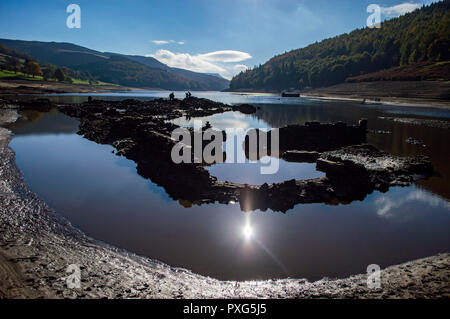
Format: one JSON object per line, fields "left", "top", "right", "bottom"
{"left": 0, "top": 69, "right": 43, "bottom": 81}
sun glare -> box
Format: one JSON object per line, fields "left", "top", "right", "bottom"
{"left": 243, "top": 224, "right": 253, "bottom": 240}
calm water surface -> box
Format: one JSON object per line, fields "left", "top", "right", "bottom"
{"left": 5, "top": 91, "right": 450, "bottom": 281}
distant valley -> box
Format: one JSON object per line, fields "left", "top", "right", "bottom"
{"left": 0, "top": 38, "right": 229, "bottom": 91}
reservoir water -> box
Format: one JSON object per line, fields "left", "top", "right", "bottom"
{"left": 4, "top": 91, "right": 450, "bottom": 281}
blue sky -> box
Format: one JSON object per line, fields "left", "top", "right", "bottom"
{"left": 0, "top": 0, "right": 440, "bottom": 78}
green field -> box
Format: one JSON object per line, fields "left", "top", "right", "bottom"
{"left": 70, "top": 78, "right": 117, "bottom": 86}
{"left": 0, "top": 69, "right": 43, "bottom": 80}
{"left": 0, "top": 69, "right": 117, "bottom": 86}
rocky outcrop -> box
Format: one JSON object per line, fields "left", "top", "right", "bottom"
{"left": 0, "top": 97, "right": 53, "bottom": 111}
{"left": 232, "top": 103, "right": 258, "bottom": 114}
{"left": 0, "top": 102, "right": 446, "bottom": 299}
{"left": 282, "top": 150, "right": 320, "bottom": 163}
{"left": 224, "top": 145, "right": 432, "bottom": 212}
{"left": 276, "top": 121, "right": 367, "bottom": 152}
{"left": 55, "top": 98, "right": 435, "bottom": 213}
{"left": 0, "top": 129, "right": 447, "bottom": 298}
{"left": 244, "top": 120, "right": 367, "bottom": 158}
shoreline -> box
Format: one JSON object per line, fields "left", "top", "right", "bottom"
{"left": 2, "top": 79, "right": 450, "bottom": 109}
{"left": 300, "top": 93, "right": 450, "bottom": 109}
{"left": 0, "top": 107, "right": 449, "bottom": 298}
{"left": 228, "top": 91, "right": 450, "bottom": 108}
{"left": 0, "top": 79, "right": 150, "bottom": 95}
{"left": 227, "top": 80, "right": 450, "bottom": 108}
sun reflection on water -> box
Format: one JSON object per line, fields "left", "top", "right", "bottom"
{"left": 242, "top": 213, "right": 254, "bottom": 241}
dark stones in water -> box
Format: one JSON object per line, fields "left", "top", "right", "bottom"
{"left": 232, "top": 104, "right": 257, "bottom": 114}
{"left": 52, "top": 98, "right": 434, "bottom": 213}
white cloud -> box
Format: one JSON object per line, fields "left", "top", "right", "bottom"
{"left": 152, "top": 40, "right": 185, "bottom": 45}
{"left": 147, "top": 49, "right": 251, "bottom": 79}
{"left": 380, "top": 3, "right": 422, "bottom": 17}
{"left": 375, "top": 189, "right": 450, "bottom": 218}
{"left": 152, "top": 40, "right": 170, "bottom": 45}
{"left": 231, "top": 64, "right": 249, "bottom": 74}
{"left": 198, "top": 50, "right": 252, "bottom": 63}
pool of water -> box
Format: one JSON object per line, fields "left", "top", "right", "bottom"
{"left": 170, "top": 110, "right": 325, "bottom": 185}
{"left": 3, "top": 92, "right": 450, "bottom": 281}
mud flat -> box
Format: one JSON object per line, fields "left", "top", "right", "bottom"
{"left": 0, "top": 100, "right": 449, "bottom": 299}
{"left": 0, "top": 78, "right": 134, "bottom": 95}
{"left": 379, "top": 116, "right": 450, "bottom": 130}
{"left": 301, "top": 81, "right": 450, "bottom": 108}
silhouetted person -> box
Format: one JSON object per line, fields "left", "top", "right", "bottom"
{"left": 169, "top": 92, "right": 175, "bottom": 101}
{"left": 88, "top": 96, "right": 92, "bottom": 102}
{"left": 185, "top": 92, "right": 189, "bottom": 99}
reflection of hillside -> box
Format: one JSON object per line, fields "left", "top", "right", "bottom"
{"left": 7, "top": 109, "right": 80, "bottom": 135}
{"left": 368, "top": 123, "right": 450, "bottom": 201}
{"left": 253, "top": 103, "right": 450, "bottom": 201}
{"left": 251, "top": 102, "right": 370, "bottom": 128}
{"left": 46, "top": 95, "right": 92, "bottom": 104}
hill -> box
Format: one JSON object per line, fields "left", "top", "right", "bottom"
{"left": 346, "top": 61, "right": 450, "bottom": 82}
{"left": 0, "top": 39, "right": 229, "bottom": 90}
{"left": 75, "top": 55, "right": 203, "bottom": 90}
{"left": 229, "top": 1, "right": 450, "bottom": 91}
{"left": 116, "top": 55, "right": 229, "bottom": 90}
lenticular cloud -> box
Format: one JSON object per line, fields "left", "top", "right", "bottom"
{"left": 147, "top": 49, "right": 251, "bottom": 79}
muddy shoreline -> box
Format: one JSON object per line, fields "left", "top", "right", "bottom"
{"left": 228, "top": 81, "right": 450, "bottom": 108}
{"left": 0, "top": 79, "right": 139, "bottom": 95}
{"left": 0, "top": 100, "right": 449, "bottom": 299}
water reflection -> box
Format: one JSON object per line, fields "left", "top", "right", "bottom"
{"left": 3, "top": 94, "right": 450, "bottom": 281}
{"left": 242, "top": 215, "right": 254, "bottom": 241}
{"left": 170, "top": 111, "right": 325, "bottom": 185}
{"left": 375, "top": 187, "right": 450, "bottom": 219}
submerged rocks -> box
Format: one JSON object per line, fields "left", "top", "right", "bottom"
{"left": 232, "top": 104, "right": 257, "bottom": 114}
{"left": 282, "top": 150, "right": 320, "bottom": 163}
{"left": 55, "top": 97, "right": 434, "bottom": 213}
{"left": 237, "top": 144, "right": 434, "bottom": 212}
{"left": 379, "top": 116, "right": 450, "bottom": 130}
{"left": 273, "top": 120, "right": 366, "bottom": 152}
{"left": 1, "top": 97, "right": 54, "bottom": 111}
{"left": 405, "top": 137, "right": 426, "bottom": 147}
{"left": 319, "top": 144, "right": 433, "bottom": 191}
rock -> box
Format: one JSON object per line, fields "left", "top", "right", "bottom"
{"left": 270, "top": 120, "right": 366, "bottom": 152}
{"left": 358, "top": 118, "right": 368, "bottom": 131}
{"left": 232, "top": 104, "right": 257, "bottom": 114}
{"left": 379, "top": 116, "right": 450, "bottom": 130}
{"left": 405, "top": 137, "right": 426, "bottom": 147}
{"left": 56, "top": 99, "right": 433, "bottom": 213}
{"left": 282, "top": 150, "right": 320, "bottom": 163}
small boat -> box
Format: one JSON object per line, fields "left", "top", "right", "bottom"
{"left": 281, "top": 91, "right": 300, "bottom": 97}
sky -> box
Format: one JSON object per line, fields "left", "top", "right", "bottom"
{"left": 0, "top": 0, "right": 441, "bottom": 79}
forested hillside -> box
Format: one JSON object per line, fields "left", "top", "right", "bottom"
{"left": 0, "top": 39, "right": 229, "bottom": 90}
{"left": 230, "top": 1, "right": 449, "bottom": 91}
{"left": 76, "top": 55, "right": 207, "bottom": 90}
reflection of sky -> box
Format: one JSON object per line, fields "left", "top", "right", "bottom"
{"left": 206, "top": 160, "right": 323, "bottom": 185}
{"left": 170, "top": 111, "right": 271, "bottom": 130}
{"left": 7, "top": 103, "right": 450, "bottom": 281}
{"left": 171, "top": 111, "right": 325, "bottom": 184}
{"left": 374, "top": 187, "right": 450, "bottom": 220}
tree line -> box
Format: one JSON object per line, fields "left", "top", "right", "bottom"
{"left": 0, "top": 43, "right": 96, "bottom": 82}
{"left": 230, "top": 1, "right": 449, "bottom": 91}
